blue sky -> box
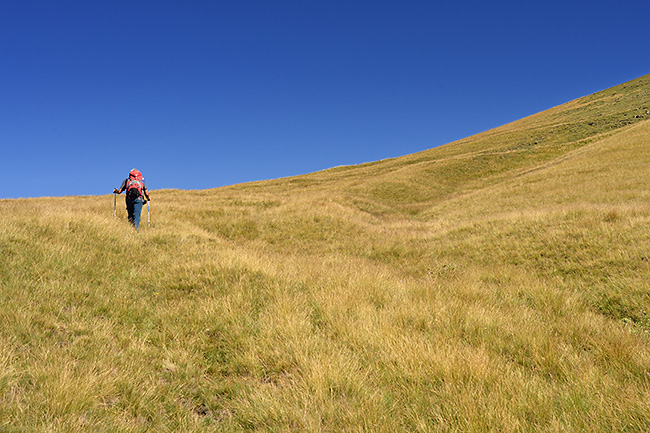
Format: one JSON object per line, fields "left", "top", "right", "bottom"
{"left": 2, "top": 1, "right": 649, "bottom": 199}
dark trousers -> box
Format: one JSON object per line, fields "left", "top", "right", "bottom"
{"left": 126, "top": 197, "right": 144, "bottom": 230}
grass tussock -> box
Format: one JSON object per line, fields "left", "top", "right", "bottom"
{"left": 1, "top": 74, "right": 650, "bottom": 431}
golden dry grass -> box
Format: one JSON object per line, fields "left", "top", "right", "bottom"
{"left": 1, "top": 74, "right": 649, "bottom": 432}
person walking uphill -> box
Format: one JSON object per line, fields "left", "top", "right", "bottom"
{"left": 113, "top": 168, "right": 150, "bottom": 231}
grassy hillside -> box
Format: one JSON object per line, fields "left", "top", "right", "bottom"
{"left": 1, "top": 74, "right": 650, "bottom": 432}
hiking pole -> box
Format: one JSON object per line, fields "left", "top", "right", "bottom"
{"left": 147, "top": 200, "right": 150, "bottom": 228}
{"left": 113, "top": 193, "right": 116, "bottom": 220}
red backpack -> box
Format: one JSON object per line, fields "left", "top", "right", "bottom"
{"left": 126, "top": 169, "right": 144, "bottom": 198}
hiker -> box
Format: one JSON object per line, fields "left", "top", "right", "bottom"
{"left": 113, "top": 168, "right": 150, "bottom": 231}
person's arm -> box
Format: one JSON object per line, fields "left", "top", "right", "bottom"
{"left": 113, "top": 179, "right": 127, "bottom": 194}
{"left": 142, "top": 181, "right": 150, "bottom": 201}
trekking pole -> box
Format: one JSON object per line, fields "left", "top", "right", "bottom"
{"left": 147, "top": 200, "right": 151, "bottom": 228}
{"left": 113, "top": 193, "right": 116, "bottom": 220}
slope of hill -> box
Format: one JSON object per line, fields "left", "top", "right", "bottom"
{"left": 1, "top": 75, "right": 649, "bottom": 432}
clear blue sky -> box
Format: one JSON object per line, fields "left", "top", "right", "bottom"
{"left": 2, "top": 1, "right": 649, "bottom": 199}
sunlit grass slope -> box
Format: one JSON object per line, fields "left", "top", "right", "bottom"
{"left": 1, "top": 74, "right": 649, "bottom": 432}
